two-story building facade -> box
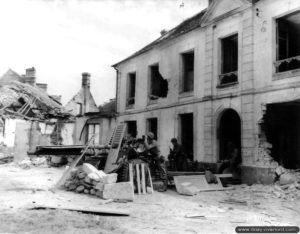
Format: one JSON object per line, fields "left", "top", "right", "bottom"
{"left": 113, "top": 0, "right": 300, "bottom": 184}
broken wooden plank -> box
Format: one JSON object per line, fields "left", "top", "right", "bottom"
{"left": 147, "top": 167, "right": 154, "bottom": 194}
{"left": 168, "top": 171, "right": 232, "bottom": 178}
{"left": 174, "top": 175, "right": 234, "bottom": 194}
{"left": 29, "top": 205, "right": 129, "bottom": 216}
{"left": 136, "top": 164, "right": 141, "bottom": 194}
{"left": 141, "top": 164, "right": 146, "bottom": 194}
{"left": 185, "top": 214, "right": 206, "bottom": 219}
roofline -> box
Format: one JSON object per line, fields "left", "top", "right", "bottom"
{"left": 112, "top": 8, "right": 207, "bottom": 68}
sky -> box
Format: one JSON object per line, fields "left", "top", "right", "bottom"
{"left": 0, "top": 0, "right": 208, "bottom": 105}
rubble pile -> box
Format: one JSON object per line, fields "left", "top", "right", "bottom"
{"left": 275, "top": 166, "right": 300, "bottom": 185}
{"left": 255, "top": 141, "right": 279, "bottom": 168}
{"left": 64, "top": 163, "right": 134, "bottom": 201}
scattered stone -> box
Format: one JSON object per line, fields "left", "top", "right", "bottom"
{"left": 84, "top": 176, "right": 92, "bottom": 184}
{"left": 18, "top": 159, "right": 32, "bottom": 169}
{"left": 77, "top": 171, "right": 87, "bottom": 179}
{"left": 95, "top": 182, "right": 105, "bottom": 191}
{"left": 103, "top": 173, "right": 118, "bottom": 184}
{"left": 84, "top": 189, "right": 89, "bottom": 194}
{"left": 69, "top": 184, "right": 77, "bottom": 191}
{"left": 279, "top": 173, "right": 297, "bottom": 186}
{"left": 88, "top": 172, "right": 101, "bottom": 182}
{"left": 95, "top": 190, "right": 102, "bottom": 197}
{"left": 177, "top": 182, "right": 199, "bottom": 196}
{"left": 82, "top": 163, "right": 106, "bottom": 180}
{"left": 76, "top": 185, "right": 85, "bottom": 193}
{"left": 90, "top": 189, "right": 96, "bottom": 195}
{"left": 102, "top": 182, "right": 134, "bottom": 201}
{"left": 50, "top": 156, "right": 62, "bottom": 164}
{"left": 275, "top": 166, "right": 286, "bottom": 176}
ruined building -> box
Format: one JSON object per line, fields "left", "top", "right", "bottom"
{"left": 65, "top": 73, "right": 116, "bottom": 145}
{"left": 113, "top": 0, "right": 300, "bottom": 183}
{"left": 0, "top": 67, "right": 68, "bottom": 161}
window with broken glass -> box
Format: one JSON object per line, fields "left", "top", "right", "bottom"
{"left": 219, "top": 34, "right": 238, "bottom": 86}
{"left": 149, "top": 64, "right": 168, "bottom": 101}
{"left": 126, "top": 72, "right": 136, "bottom": 108}
{"left": 181, "top": 51, "right": 194, "bottom": 93}
{"left": 275, "top": 11, "right": 300, "bottom": 73}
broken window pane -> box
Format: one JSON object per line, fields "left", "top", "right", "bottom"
{"left": 149, "top": 64, "right": 168, "bottom": 100}
{"left": 182, "top": 51, "right": 194, "bottom": 92}
{"left": 276, "top": 11, "right": 300, "bottom": 73}
{"left": 127, "top": 72, "right": 136, "bottom": 107}
{"left": 219, "top": 34, "right": 238, "bottom": 85}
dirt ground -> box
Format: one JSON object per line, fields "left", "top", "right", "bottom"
{"left": 0, "top": 163, "right": 299, "bottom": 234}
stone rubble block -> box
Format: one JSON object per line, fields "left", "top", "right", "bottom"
{"left": 103, "top": 173, "right": 118, "bottom": 184}
{"left": 95, "top": 182, "right": 105, "bottom": 191}
{"left": 82, "top": 163, "right": 106, "bottom": 180}
{"left": 279, "top": 173, "right": 297, "bottom": 186}
{"left": 102, "top": 182, "right": 134, "bottom": 201}
{"left": 177, "top": 182, "right": 199, "bottom": 196}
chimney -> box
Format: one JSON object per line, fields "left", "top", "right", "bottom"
{"left": 160, "top": 29, "right": 167, "bottom": 36}
{"left": 24, "top": 67, "right": 36, "bottom": 86}
{"left": 36, "top": 83, "right": 48, "bottom": 93}
{"left": 82, "top": 72, "right": 91, "bottom": 89}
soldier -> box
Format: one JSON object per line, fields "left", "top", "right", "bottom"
{"left": 144, "top": 132, "right": 168, "bottom": 192}
{"left": 169, "top": 138, "right": 185, "bottom": 171}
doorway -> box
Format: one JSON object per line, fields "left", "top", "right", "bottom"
{"left": 180, "top": 113, "right": 194, "bottom": 161}
{"left": 218, "top": 109, "right": 241, "bottom": 160}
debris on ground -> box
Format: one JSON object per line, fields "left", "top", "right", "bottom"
{"left": 17, "top": 158, "right": 32, "bottom": 169}
{"left": 29, "top": 205, "right": 130, "bottom": 216}
{"left": 64, "top": 163, "right": 134, "bottom": 201}
{"left": 0, "top": 155, "right": 13, "bottom": 164}
{"left": 174, "top": 175, "right": 233, "bottom": 196}
{"left": 219, "top": 198, "right": 247, "bottom": 206}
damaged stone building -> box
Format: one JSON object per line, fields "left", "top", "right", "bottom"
{"left": 0, "top": 67, "right": 68, "bottom": 161}
{"left": 113, "top": 0, "right": 300, "bottom": 183}
{"left": 65, "top": 73, "right": 116, "bottom": 146}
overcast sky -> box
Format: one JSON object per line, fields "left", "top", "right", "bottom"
{"left": 0, "top": 0, "right": 207, "bottom": 105}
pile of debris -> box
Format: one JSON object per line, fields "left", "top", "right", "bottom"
{"left": 255, "top": 141, "right": 279, "bottom": 168}
{"left": 275, "top": 166, "right": 300, "bottom": 185}
{"left": 64, "top": 163, "right": 134, "bottom": 201}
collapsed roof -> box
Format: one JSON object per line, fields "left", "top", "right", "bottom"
{"left": 0, "top": 80, "right": 70, "bottom": 120}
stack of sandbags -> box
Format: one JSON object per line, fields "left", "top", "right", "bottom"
{"left": 64, "top": 163, "right": 134, "bottom": 201}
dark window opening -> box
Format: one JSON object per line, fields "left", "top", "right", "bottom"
{"left": 182, "top": 52, "right": 194, "bottom": 92}
{"left": 263, "top": 103, "right": 300, "bottom": 169}
{"left": 147, "top": 118, "right": 158, "bottom": 140}
{"left": 149, "top": 64, "right": 168, "bottom": 100}
{"left": 127, "top": 73, "right": 136, "bottom": 107}
{"left": 220, "top": 34, "right": 238, "bottom": 85}
{"left": 218, "top": 109, "right": 241, "bottom": 161}
{"left": 276, "top": 11, "right": 300, "bottom": 73}
{"left": 76, "top": 103, "right": 83, "bottom": 116}
{"left": 180, "top": 113, "right": 194, "bottom": 161}
{"left": 126, "top": 121, "right": 137, "bottom": 138}
{"left": 0, "top": 117, "right": 5, "bottom": 137}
